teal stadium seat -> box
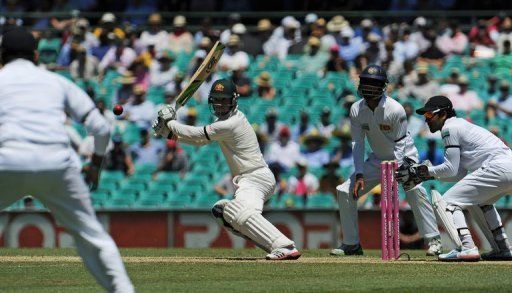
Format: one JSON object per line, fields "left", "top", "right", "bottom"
{"left": 191, "top": 193, "right": 219, "bottom": 209}
{"left": 306, "top": 193, "right": 336, "bottom": 209}
{"left": 279, "top": 194, "right": 305, "bottom": 208}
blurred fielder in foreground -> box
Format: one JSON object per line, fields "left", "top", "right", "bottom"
{"left": 153, "top": 79, "right": 301, "bottom": 260}
{"left": 0, "top": 28, "right": 133, "bottom": 291}
{"left": 331, "top": 65, "right": 441, "bottom": 257}
{"left": 401, "top": 95, "right": 512, "bottom": 261}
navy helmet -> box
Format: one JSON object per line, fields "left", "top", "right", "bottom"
{"left": 358, "top": 65, "right": 388, "bottom": 101}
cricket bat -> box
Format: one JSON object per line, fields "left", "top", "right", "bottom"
{"left": 174, "top": 41, "right": 225, "bottom": 109}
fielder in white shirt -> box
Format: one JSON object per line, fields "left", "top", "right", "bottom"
{"left": 153, "top": 79, "right": 301, "bottom": 260}
{"left": 0, "top": 28, "right": 133, "bottom": 292}
{"left": 407, "top": 95, "right": 512, "bottom": 261}
{"left": 330, "top": 65, "right": 441, "bottom": 257}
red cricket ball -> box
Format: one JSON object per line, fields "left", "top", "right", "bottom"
{"left": 113, "top": 104, "right": 123, "bottom": 116}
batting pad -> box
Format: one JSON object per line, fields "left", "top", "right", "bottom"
{"left": 467, "top": 205, "right": 500, "bottom": 251}
{"left": 223, "top": 200, "right": 294, "bottom": 252}
{"left": 431, "top": 190, "right": 462, "bottom": 248}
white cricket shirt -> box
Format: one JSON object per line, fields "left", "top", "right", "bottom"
{"left": 350, "top": 96, "right": 418, "bottom": 174}
{"left": 0, "top": 59, "right": 109, "bottom": 171}
{"left": 429, "top": 117, "right": 512, "bottom": 176}
{"left": 167, "top": 109, "right": 268, "bottom": 175}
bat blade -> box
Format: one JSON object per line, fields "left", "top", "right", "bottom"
{"left": 175, "top": 41, "right": 225, "bottom": 108}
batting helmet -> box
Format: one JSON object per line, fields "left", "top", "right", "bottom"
{"left": 208, "top": 79, "right": 239, "bottom": 118}
{"left": 358, "top": 65, "right": 388, "bottom": 101}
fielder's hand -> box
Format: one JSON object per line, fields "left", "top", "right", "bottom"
{"left": 83, "top": 154, "right": 103, "bottom": 191}
{"left": 353, "top": 173, "right": 365, "bottom": 199}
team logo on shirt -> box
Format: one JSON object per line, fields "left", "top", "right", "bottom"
{"left": 215, "top": 83, "right": 224, "bottom": 92}
{"left": 379, "top": 124, "right": 392, "bottom": 131}
{"left": 441, "top": 130, "right": 450, "bottom": 138}
{"left": 362, "top": 123, "right": 370, "bottom": 131}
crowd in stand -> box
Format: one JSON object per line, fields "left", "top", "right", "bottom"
{"left": 3, "top": 9, "right": 512, "bottom": 209}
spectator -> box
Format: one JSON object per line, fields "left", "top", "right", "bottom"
{"left": 168, "top": 15, "right": 194, "bottom": 54}
{"left": 448, "top": 76, "right": 483, "bottom": 112}
{"left": 326, "top": 15, "right": 346, "bottom": 45}
{"left": 184, "top": 107, "right": 198, "bottom": 126}
{"left": 255, "top": 71, "right": 276, "bottom": 100}
{"left": 310, "top": 18, "right": 336, "bottom": 52}
{"left": 291, "top": 110, "right": 315, "bottom": 142}
{"left": 317, "top": 107, "right": 335, "bottom": 138}
{"left": 418, "top": 28, "right": 445, "bottom": 66}
{"left": 70, "top": 45, "right": 99, "bottom": 81}
{"left": 194, "top": 17, "right": 219, "bottom": 46}
{"left": 214, "top": 173, "right": 236, "bottom": 198}
{"left": 410, "top": 17, "right": 431, "bottom": 54}
{"left": 98, "top": 38, "right": 136, "bottom": 75}
{"left": 263, "top": 16, "right": 300, "bottom": 60}
{"left": 139, "top": 13, "right": 168, "bottom": 53}
{"left": 403, "top": 102, "right": 424, "bottom": 138}
{"left": 219, "top": 34, "right": 250, "bottom": 72}
{"left": 436, "top": 21, "right": 468, "bottom": 55}
{"left": 269, "top": 162, "right": 287, "bottom": 200}
{"left": 232, "top": 23, "right": 261, "bottom": 58}
{"left": 231, "top": 65, "right": 252, "bottom": 97}
{"left": 115, "top": 72, "right": 135, "bottom": 106}
{"left": 154, "top": 140, "right": 189, "bottom": 177}
{"left": 469, "top": 19, "right": 495, "bottom": 47}
{"left": 129, "top": 129, "right": 165, "bottom": 167}
{"left": 299, "top": 36, "right": 329, "bottom": 74}
{"left": 254, "top": 18, "right": 273, "bottom": 56}
{"left": 287, "top": 159, "right": 319, "bottom": 205}
{"left": 355, "top": 18, "right": 381, "bottom": 44}
{"left": 393, "top": 28, "right": 419, "bottom": 61}
{"left": 104, "top": 134, "right": 135, "bottom": 175}
{"left": 301, "top": 129, "right": 330, "bottom": 168}
{"left": 129, "top": 57, "right": 150, "bottom": 90}
{"left": 325, "top": 44, "right": 349, "bottom": 74}
{"left": 93, "top": 12, "right": 125, "bottom": 41}
{"left": 339, "top": 27, "right": 364, "bottom": 64}
{"left": 124, "top": 85, "right": 156, "bottom": 128}
{"left": 492, "top": 81, "right": 512, "bottom": 118}
{"left": 319, "top": 161, "right": 344, "bottom": 197}
{"left": 419, "top": 139, "right": 444, "bottom": 166}
{"left": 399, "top": 64, "right": 440, "bottom": 102}
{"left": 149, "top": 50, "right": 177, "bottom": 87}
{"left": 220, "top": 13, "right": 242, "bottom": 44}
{"left": 331, "top": 126, "right": 353, "bottom": 168}
{"left": 484, "top": 74, "right": 499, "bottom": 99}
{"left": 364, "top": 33, "right": 385, "bottom": 65}
{"left": 91, "top": 30, "right": 114, "bottom": 61}
{"left": 265, "top": 126, "right": 302, "bottom": 171}
{"left": 497, "top": 17, "right": 512, "bottom": 55}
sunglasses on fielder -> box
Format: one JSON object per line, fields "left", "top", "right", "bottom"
{"left": 423, "top": 106, "right": 450, "bottom": 120}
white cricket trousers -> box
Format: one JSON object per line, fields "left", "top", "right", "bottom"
{"left": 0, "top": 168, "right": 134, "bottom": 293}
{"left": 336, "top": 154, "right": 440, "bottom": 245}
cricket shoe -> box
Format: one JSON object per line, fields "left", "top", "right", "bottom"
{"left": 438, "top": 247, "right": 480, "bottom": 262}
{"left": 426, "top": 237, "right": 443, "bottom": 256}
{"left": 481, "top": 249, "right": 512, "bottom": 261}
{"left": 266, "top": 246, "right": 301, "bottom": 260}
{"left": 329, "top": 243, "right": 364, "bottom": 256}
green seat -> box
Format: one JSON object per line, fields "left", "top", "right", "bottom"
{"left": 100, "top": 171, "right": 125, "bottom": 182}
{"left": 119, "top": 181, "right": 146, "bottom": 192}
{"left": 191, "top": 193, "right": 219, "bottom": 208}
{"left": 111, "top": 189, "right": 138, "bottom": 203}
{"left": 165, "top": 194, "right": 191, "bottom": 208}
{"left": 306, "top": 193, "right": 336, "bottom": 209}
{"left": 177, "top": 185, "right": 206, "bottom": 197}
{"left": 97, "top": 182, "right": 118, "bottom": 193}
{"left": 147, "top": 182, "right": 174, "bottom": 195}
{"left": 127, "top": 173, "right": 153, "bottom": 185}
{"left": 135, "top": 163, "right": 158, "bottom": 174}
{"left": 106, "top": 198, "right": 133, "bottom": 208}
{"left": 279, "top": 194, "right": 305, "bottom": 208}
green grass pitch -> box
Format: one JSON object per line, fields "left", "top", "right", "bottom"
{"left": 0, "top": 248, "right": 511, "bottom": 292}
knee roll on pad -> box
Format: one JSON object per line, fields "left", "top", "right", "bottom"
{"left": 431, "top": 191, "right": 462, "bottom": 247}
{"left": 223, "top": 200, "right": 293, "bottom": 252}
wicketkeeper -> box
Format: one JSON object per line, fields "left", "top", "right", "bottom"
{"left": 400, "top": 95, "right": 512, "bottom": 261}
{"left": 331, "top": 65, "right": 442, "bottom": 256}
{"left": 153, "top": 78, "right": 301, "bottom": 260}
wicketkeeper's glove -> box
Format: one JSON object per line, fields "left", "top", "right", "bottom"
{"left": 152, "top": 105, "right": 176, "bottom": 138}
{"left": 395, "top": 157, "right": 433, "bottom": 190}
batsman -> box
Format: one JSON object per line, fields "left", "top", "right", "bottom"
{"left": 330, "top": 65, "right": 442, "bottom": 256}
{"left": 403, "top": 95, "right": 512, "bottom": 261}
{"left": 153, "top": 79, "right": 301, "bottom": 260}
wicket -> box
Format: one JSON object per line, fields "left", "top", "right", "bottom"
{"left": 380, "top": 161, "right": 400, "bottom": 261}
